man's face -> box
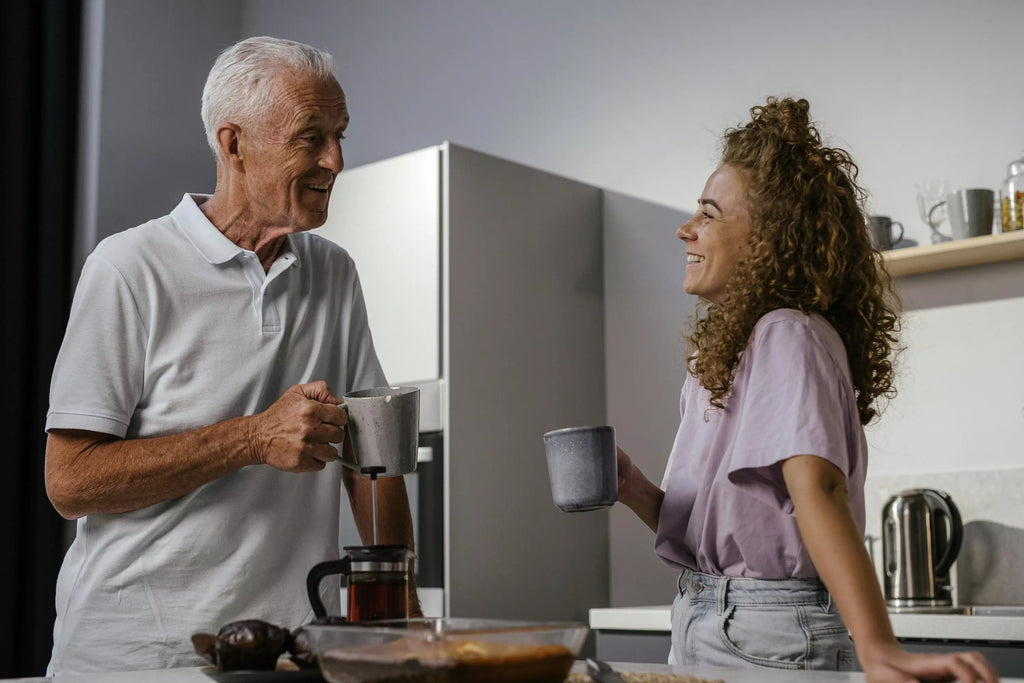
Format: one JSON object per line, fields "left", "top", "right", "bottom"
{"left": 237, "top": 69, "right": 349, "bottom": 232}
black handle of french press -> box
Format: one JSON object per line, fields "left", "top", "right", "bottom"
{"left": 307, "top": 556, "right": 351, "bottom": 619}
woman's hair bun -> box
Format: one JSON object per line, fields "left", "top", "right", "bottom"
{"left": 748, "top": 97, "right": 818, "bottom": 147}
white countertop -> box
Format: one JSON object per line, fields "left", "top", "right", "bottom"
{"left": 9, "top": 661, "right": 1024, "bottom": 683}
{"left": 570, "top": 660, "right": 1024, "bottom": 682}
{"left": 590, "top": 605, "right": 1024, "bottom": 643}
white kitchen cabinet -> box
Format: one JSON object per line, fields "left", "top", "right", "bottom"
{"left": 316, "top": 146, "right": 442, "bottom": 386}
{"left": 315, "top": 143, "right": 609, "bottom": 623}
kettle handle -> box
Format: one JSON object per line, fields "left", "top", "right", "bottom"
{"left": 925, "top": 490, "right": 963, "bottom": 576}
{"left": 307, "top": 557, "right": 351, "bottom": 619}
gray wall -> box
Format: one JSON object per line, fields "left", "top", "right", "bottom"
{"left": 81, "top": 0, "right": 241, "bottom": 256}
{"left": 235, "top": 0, "right": 1024, "bottom": 245}
{"left": 83, "top": 0, "right": 1024, "bottom": 608}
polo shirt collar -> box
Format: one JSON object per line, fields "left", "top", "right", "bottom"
{"left": 172, "top": 193, "right": 302, "bottom": 267}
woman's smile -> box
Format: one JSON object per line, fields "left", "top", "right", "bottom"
{"left": 677, "top": 165, "right": 752, "bottom": 304}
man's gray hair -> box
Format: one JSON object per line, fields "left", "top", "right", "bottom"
{"left": 201, "top": 36, "right": 336, "bottom": 161}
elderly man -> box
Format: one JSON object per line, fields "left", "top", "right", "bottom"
{"left": 43, "top": 36, "right": 419, "bottom": 673}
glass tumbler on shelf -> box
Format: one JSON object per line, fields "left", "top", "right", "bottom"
{"left": 1000, "top": 155, "right": 1024, "bottom": 232}
{"left": 916, "top": 180, "right": 951, "bottom": 243}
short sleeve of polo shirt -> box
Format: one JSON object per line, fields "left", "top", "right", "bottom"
{"left": 725, "top": 315, "right": 855, "bottom": 512}
{"left": 46, "top": 252, "right": 146, "bottom": 437}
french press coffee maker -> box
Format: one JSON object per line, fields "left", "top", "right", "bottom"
{"left": 306, "top": 464, "right": 416, "bottom": 621}
{"left": 306, "top": 386, "right": 420, "bottom": 622}
{"left": 307, "top": 540, "right": 414, "bottom": 621}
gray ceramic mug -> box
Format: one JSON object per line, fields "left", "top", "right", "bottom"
{"left": 868, "top": 216, "right": 904, "bottom": 251}
{"left": 341, "top": 386, "right": 420, "bottom": 476}
{"left": 928, "top": 188, "right": 995, "bottom": 241}
{"left": 543, "top": 425, "right": 617, "bottom": 512}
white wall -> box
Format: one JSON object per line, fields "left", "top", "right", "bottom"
{"left": 88, "top": 0, "right": 1024, "bottom": 608}
{"left": 867, "top": 262, "right": 1024, "bottom": 474}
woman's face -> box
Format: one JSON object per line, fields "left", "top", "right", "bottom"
{"left": 677, "top": 165, "right": 753, "bottom": 304}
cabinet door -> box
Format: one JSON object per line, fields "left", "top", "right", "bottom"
{"left": 314, "top": 146, "right": 441, "bottom": 384}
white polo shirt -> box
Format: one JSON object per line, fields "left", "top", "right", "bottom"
{"left": 45, "top": 194, "right": 387, "bottom": 673}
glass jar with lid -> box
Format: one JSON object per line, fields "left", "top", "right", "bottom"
{"left": 1000, "top": 154, "right": 1024, "bottom": 232}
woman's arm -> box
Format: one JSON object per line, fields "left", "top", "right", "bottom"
{"left": 782, "top": 454, "right": 999, "bottom": 683}
{"left": 615, "top": 447, "right": 665, "bottom": 533}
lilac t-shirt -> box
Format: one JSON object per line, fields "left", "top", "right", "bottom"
{"left": 654, "top": 308, "right": 867, "bottom": 578}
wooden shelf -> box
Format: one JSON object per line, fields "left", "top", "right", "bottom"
{"left": 882, "top": 229, "right": 1024, "bottom": 277}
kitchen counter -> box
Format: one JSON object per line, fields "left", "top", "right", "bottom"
{"left": 589, "top": 605, "right": 1024, "bottom": 642}
{"left": 12, "top": 609, "right": 1024, "bottom": 683}
{"left": 589, "top": 605, "right": 1024, "bottom": 678}
{"left": 7, "top": 661, "right": 1024, "bottom": 683}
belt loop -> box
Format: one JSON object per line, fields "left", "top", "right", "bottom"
{"left": 716, "top": 576, "right": 730, "bottom": 615}
{"left": 677, "top": 571, "right": 686, "bottom": 596}
{"left": 826, "top": 591, "right": 834, "bottom": 613}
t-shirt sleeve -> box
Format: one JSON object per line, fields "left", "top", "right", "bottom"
{"left": 660, "top": 383, "right": 689, "bottom": 490}
{"left": 726, "top": 318, "right": 855, "bottom": 512}
{"left": 46, "top": 254, "right": 147, "bottom": 438}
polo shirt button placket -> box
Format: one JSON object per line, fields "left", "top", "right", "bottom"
{"left": 239, "top": 252, "right": 267, "bottom": 332}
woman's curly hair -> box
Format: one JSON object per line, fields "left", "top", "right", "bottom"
{"left": 687, "top": 97, "right": 901, "bottom": 425}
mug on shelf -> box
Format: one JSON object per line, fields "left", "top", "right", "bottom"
{"left": 927, "top": 188, "right": 995, "bottom": 242}
{"left": 868, "top": 215, "right": 904, "bottom": 251}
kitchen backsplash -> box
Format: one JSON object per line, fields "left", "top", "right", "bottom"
{"left": 864, "top": 467, "right": 1024, "bottom": 606}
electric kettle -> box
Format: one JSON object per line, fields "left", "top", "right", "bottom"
{"left": 881, "top": 488, "right": 963, "bottom": 608}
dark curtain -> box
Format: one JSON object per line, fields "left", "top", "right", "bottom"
{"left": 1, "top": 0, "right": 82, "bottom": 677}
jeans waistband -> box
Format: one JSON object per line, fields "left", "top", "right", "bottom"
{"left": 677, "top": 568, "right": 833, "bottom": 612}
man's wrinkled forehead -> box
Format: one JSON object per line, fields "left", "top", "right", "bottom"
{"left": 292, "top": 101, "right": 349, "bottom": 129}
{"left": 271, "top": 74, "right": 349, "bottom": 128}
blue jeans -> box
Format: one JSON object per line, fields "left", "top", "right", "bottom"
{"left": 668, "top": 569, "right": 856, "bottom": 671}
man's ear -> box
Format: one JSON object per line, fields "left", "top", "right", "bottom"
{"left": 215, "top": 123, "right": 244, "bottom": 170}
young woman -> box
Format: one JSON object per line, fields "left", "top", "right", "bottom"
{"left": 616, "top": 97, "right": 998, "bottom": 683}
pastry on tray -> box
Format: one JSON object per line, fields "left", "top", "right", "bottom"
{"left": 319, "top": 636, "right": 574, "bottom": 682}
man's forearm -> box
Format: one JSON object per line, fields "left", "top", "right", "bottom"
{"left": 45, "top": 417, "right": 258, "bottom": 519}
{"left": 46, "top": 381, "right": 350, "bottom": 519}
{"left": 345, "top": 472, "right": 417, "bottom": 547}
